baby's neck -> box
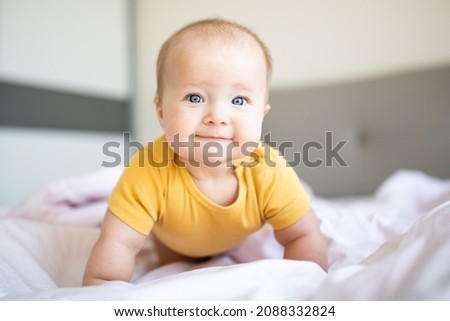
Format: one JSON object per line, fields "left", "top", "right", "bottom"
{"left": 185, "top": 162, "right": 238, "bottom": 206}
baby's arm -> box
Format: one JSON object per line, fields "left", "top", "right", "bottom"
{"left": 274, "top": 209, "right": 328, "bottom": 272}
{"left": 82, "top": 208, "right": 146, "bottom": 286}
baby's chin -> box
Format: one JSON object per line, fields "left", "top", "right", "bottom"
{"left": 168, "top": 134, "right": 261, "bottom": 165}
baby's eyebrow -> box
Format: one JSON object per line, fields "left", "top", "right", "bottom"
{"left": 179, "top": 81, "right": 208, "bottom": 89}
{"left": 180, "top": 80, "right": 261, "bottom": 94}
{"left": 231, "top": 82, "right": 255, "bottom": 92}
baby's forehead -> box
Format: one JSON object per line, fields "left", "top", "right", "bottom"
{"left": 156, "top": 20, "right": 272, "bottom": 98}
{"left": 172, "top": 28, "right": 260, "bottom": 52}
{"left": 166, "top": 30, "right": 267, "bottom": 72}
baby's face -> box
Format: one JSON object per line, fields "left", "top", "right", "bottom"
{"left": 156, "top": 37, "right": 270, "bottom": 167}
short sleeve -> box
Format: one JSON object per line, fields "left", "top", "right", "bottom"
{"left": 261, "top": 147, "right": 311, "bottom": 230}
{"left": 108, "top": 145, "right": 164, "bottom": 235}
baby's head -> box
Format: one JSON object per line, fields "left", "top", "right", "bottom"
{"left": 155, "top": 18, "right": 272, "bottom": 101}
{"left": 154, "top": 19, "right": 273, "bottom": 166}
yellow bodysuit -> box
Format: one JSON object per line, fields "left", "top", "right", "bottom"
{"left": 109, "top": 135, "right": 311, "bottom": 257}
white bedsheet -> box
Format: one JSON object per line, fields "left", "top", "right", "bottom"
{"left": 1, "top": 169, "right": 449, "bottom": 300}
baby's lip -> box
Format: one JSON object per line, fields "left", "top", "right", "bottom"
{"left": 195, "top": 134, "right": 232, "bottom": 141}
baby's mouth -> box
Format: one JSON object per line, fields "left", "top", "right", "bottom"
{"left": 195, "top": 134, "right": 232, "bottom": 141}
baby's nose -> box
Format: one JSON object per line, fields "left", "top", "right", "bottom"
{"left": 203, "top": 107, "right": 230, "bottom": 126}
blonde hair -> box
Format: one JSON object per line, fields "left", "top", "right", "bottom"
{"left": 155, "top": 18, "right": 272, "bottom": 99}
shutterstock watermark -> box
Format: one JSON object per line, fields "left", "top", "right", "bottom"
{"left": 263, "top": 132, "right": 348, "bottom": 168}
{"left": 101, "top": 132, "right": 349, "bottom": 168}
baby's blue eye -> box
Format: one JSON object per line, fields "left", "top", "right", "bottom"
{"left": 232, "top": 97, "right": 246, "bottom": 106}
{"left": 187, "top": 94, "right": 203, "bottom": 104}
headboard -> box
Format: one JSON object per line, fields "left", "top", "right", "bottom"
{"left": 263, "top": 65, "right": 450, "bottom": 197}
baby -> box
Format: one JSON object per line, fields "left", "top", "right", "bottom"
{"left": 83, "top": 18, "right": 328, "bottom": 285}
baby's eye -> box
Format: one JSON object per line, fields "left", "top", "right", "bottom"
{"left": 187, "top": 94, "right": 203, "bottom": 104}
{"left": 232, "top": 97, "right": 246, "bottom": 106}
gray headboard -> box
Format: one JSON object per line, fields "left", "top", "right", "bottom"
{"left": 263, "top": 65, "right": 450, "bottom": 197}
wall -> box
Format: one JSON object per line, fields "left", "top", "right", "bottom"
{"left": 0, "top": 127, "right": 124, "bottom": 208}
{"left": 0, "top": 0, "right": 130, "bottom": 207}
{"left": 0, "top": 0, "right": 130, "bottom": 98}
{"left": 2, "top": 0, "right": 450, "bottom": 206}
{"left": 134, "top": 0, "right": 450, "bottom": 142}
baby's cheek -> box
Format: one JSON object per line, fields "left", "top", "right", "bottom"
{"left": 239, "top": 123, "right": 263, "bottom": 143}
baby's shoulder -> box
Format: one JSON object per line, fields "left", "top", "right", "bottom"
{"left": 237, "top": 142, "right": 291, "bottom": 178}
{"left": 245, "top": 141, "right": 287, "bottom": 164}
{"left": 126, "top": 135, "right": 174, "bottom": 169}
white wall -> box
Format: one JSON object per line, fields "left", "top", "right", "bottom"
{"left": 0, "top": 0, "right": 130, "bottom": 99}
{"left": 0, "top": 128, "right": 124, "bottom": 208}
{"left": 2, "top": 0, "right": 450, "bottom": 206}
{"left": 0, "top": 0, "right": 130, "bottom": 207}
{"left": 134, "top": 0, "right": 450, "bottom": 142}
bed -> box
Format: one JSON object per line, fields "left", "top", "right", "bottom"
{"left": 1, "top": 66, "right": 450, "bottom": 300}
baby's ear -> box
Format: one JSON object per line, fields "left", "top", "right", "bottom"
{"left": 154, "top": 96, "right": 164, "bottom": 126}
{"left": 264, "top": 103, "right": 271, "bottom": 116}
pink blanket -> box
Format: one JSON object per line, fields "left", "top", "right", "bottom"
{"left": 1, "top": 169, "right": 449, "bottom": 300}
